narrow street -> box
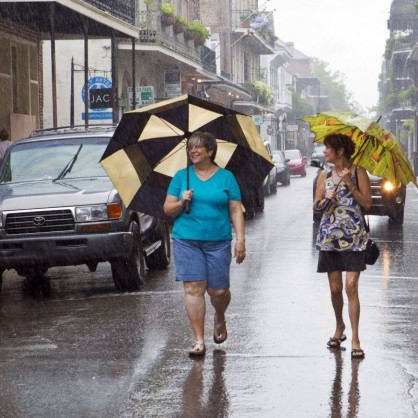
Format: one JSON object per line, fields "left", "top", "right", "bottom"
{"left": 1, "top": 166, "right": 417, "bottom": 417}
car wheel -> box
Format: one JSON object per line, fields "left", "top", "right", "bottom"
{"left": 389, "top": 207, "right": 404, "bottom": 225}
{"left": 270, "top": 179, "right": 277, "bottom": 194}
{"left": 263, "top": 181, "right": 271, "bottom": 196}
{"left": 86, "top": 261, "right": 98, "bottom": 272}
{"left": 21, "top": 267, "right": 51, "bottom": 297}
{"left": 301, "top": 171, "right": 307, "bottom": 177}
{"left": 111, "top": 219, "right": 144, "bottom": 291}
{"left": 256, "top": 187, "right": 265, "bottom": 212}
{"left": 0, "top": 268, "right": 4, "bottom": 294}
{"left": 284, "top": 174, "right": 291, "bottom": 186}
{"left": 145, "top": 223, "right": 171, "bottom": 270}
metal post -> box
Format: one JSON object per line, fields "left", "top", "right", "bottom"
{"left": 111, "top": 31, "right": 118, "bottom": 123}
{"left": 70, "top": 57, "right": 74, "bottom": 126}
{"left": 50, "top": 3, "right": 57, "bottom": 128}
{"left": 83, "top": 21, "right": 89, "bottom": 127}
{"left": 131, "top": 37, "right": 136, "bottom": 110}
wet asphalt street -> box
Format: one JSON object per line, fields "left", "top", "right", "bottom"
{"left": 1, "top": 165, "right": 418, "bottom": 417}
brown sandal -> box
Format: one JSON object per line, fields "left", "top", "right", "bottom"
{"left": 213, "top": 317, "right": 227, "bottom": 344}
{"left": 188, "top": 341, "right": 206, "bottom": 357}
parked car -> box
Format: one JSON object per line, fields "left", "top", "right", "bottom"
{"left": 284, "top": 149, "right": 307, "bottom": 177}
{"left": 311, "top": 159, "right": 406, "bottom": 225}
{"left": 272, "top": 150, "right": 290, "bottom": 186}
{"left": 262, "top": 141, "right": 278, "bottom": 195}
{"left": 311, "top": 143, "right": 325, "bottom": 165}
{"left": 0, "top": 125, "right": 171, "bottom": 295}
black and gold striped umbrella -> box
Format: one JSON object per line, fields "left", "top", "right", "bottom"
{"left": 100, "top": 94, "right": 273, "bottom": 219}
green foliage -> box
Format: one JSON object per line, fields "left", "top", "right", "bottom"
{"left": 398, "top": 86, "right": 417, "bottom": 102}
{"left": 160, "top": 2, "right": 174, "bottom": 15}
{"left": 385, "top": 93, "right": 398, "bottom": 106}
{"left": 312, "top": 58, "right": 352, "bottom": 112}
{"left": 175, "top": 15, "right": 187, "bottom": 25}
{"left": 288, "top": 89, "right": 315, "bottom": 121}
{"left": 186, "top": 21, "right": 210, "bottom": 39}
{"left": 241, "top": 81, "right": 272, "bottom": 105}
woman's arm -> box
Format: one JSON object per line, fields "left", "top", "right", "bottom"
{"left": 313, "top": 169, "right": 327, "bottom": 210}
{"left": 229, "top": 200, "right": 246, "bottom": 264}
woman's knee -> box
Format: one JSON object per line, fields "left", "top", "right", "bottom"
{"left": 345, "top": 276, "right": 359, "bottom": 297}
{"left": 207, "top": 287, "right": 230, "bottom": 299}
{"left": 184, "top": 281, "right": 207, "bottom": 297}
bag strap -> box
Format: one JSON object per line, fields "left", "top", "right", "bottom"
{"left": 355, "top": 168, "right": 370, "bottom": 233}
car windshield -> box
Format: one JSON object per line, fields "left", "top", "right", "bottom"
{"left": 272, "top": 151, "right": 284, "bottom": 162}
{"left": 284, "top": 150, "right": 301, "bottom": 160}
{"left": 312, "top": 144, "right": 325, "bottom": 155}
{"left": 0, "top": 137, "right": 110, "bottom": 184}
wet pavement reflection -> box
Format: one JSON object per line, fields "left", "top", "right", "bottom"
{"left": 0, "top": 167, "right": 418, "bottom": 417}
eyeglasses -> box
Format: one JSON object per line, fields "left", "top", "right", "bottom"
{"left": 186, "top": 145, "right": 206, "bottom": 152}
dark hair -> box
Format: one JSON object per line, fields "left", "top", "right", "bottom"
{"left": 0, "top": 129, "right": 9, "bottom": 141}
{"left": 323, "top": 134, "right": 354, "bottom": 160}
{"left": 187, "top": 131, "right": 217, "bottom": 162}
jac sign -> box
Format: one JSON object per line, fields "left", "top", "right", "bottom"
{"left": 89, "top": 88, "right": 113, "bottom": 109}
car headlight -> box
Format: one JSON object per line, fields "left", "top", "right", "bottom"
{"left": 75, "top": 203, "right": 122, "bottom": 222}
{"left": 382, "top": 180, "right": 395, "bottom": 192}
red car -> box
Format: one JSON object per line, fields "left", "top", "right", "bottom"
{"left": 284, "top": 149, "right": 307, "bottom": 177}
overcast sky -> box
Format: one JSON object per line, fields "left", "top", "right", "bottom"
{"left": 271, "top": 0, "right": 393, "bottom": 112}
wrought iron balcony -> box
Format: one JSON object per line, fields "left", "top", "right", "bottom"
{"left": 88, "top": 0, "right": 135, "bottom": 24}
{"left": 135, "top": 9, "right": 216, "bottom": 74}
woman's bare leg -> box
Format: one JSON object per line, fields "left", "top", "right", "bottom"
{"left": 183, "top": 281, "right": 207, "bottom": 343}
{"left": 328, "top": 271, "right": 346, "bottom": 338}
{"left": 345, "top": 271, "right": 361, "bottom": 350}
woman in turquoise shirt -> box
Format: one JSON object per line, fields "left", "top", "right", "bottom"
{"left": 163, "top": 131, "right": 246, "bottom": 357}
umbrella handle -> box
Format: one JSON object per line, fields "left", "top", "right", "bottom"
{"left": 184, "top": 200, "right": 190, "bottom": 214}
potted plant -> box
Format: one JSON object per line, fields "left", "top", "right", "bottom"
{"left": 187, "top": 20, "right": 210, "bottom": 46}
{"left": 160, "top": 2, "right": 175, "bottom": 26}
{"left": 173, "top": 16, "right": 187, "bottom": 34}
{"left": 184, "top": 21, "right": 197, "bottom": 41}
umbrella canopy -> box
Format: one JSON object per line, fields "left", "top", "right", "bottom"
{"left": 303, "top": 111, "right": 417, "bottom": 187}
{"left": 100, "top": 94, "right": 274, "bottom": 219}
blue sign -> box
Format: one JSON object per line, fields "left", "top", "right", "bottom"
{"left": 81, "top": 76, "right": 113, "bottom": 120}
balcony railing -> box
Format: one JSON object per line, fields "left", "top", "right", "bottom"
{"left": 88, "top": 0, "right": 135, "bottom": 24}
{"left": 135, "top": 10, "right": 216, "bottom": 74}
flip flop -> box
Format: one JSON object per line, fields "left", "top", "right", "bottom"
{"left": 327, "top": 334, "right": 347, "bottom": 348}
{"left": 213, "top": 317, "right": 227, "bottom": 344}
{"left": 351, "top": 348, "right": 365, "bottom": 359}
{"left": 188, "top": 341, "right": 206, "bottom": 357}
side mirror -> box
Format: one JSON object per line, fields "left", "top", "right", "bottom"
{"left": 285, "top": 158, "right": 290, "bottom": 163}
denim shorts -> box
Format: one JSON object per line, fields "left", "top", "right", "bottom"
{"left": 173, "top": 239, "right": 232, "bottom": 290}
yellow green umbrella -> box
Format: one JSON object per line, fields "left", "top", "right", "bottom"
{"left": 303, "top": 111, "right": 417, "bottom": 187}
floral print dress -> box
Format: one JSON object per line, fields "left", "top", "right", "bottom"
{"left": 316, "top": 168, "right": 368, "bottom": 252}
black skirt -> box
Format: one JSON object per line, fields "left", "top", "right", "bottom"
{"left": 317, "top": 250, "right": 366, "bottom": 273}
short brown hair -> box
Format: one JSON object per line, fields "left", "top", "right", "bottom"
{"left": 187, "top": 131, "right": 217, "bottom": 162}
{"left": 323, "top": 134, "right": 355, "bottom": 160}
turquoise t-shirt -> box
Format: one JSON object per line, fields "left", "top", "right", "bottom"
{"left": 167, "top": 166, "right": 241, "bottom": 241}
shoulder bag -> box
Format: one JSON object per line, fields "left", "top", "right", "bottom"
{"left": 355, "top": 168, "right": 380, "bottom": 265}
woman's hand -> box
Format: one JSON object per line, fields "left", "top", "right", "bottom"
{"left": 182, "top": 189, "right": 193, "bottom": 204}
{"left": 325, "top": 188, "right": 336, "bottom": 201}
{"left": 234, "top": 239, "right": 246, "bottom": 264}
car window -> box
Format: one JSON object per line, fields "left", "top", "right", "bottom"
{"left": 0, "top": 137, "right": 109, "bottom": 183}
{"left": 284, "top": 150, "right": 301, "bottom": 160}
{"left": 272, "top": 151, "right": 283, "bottom": 162}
